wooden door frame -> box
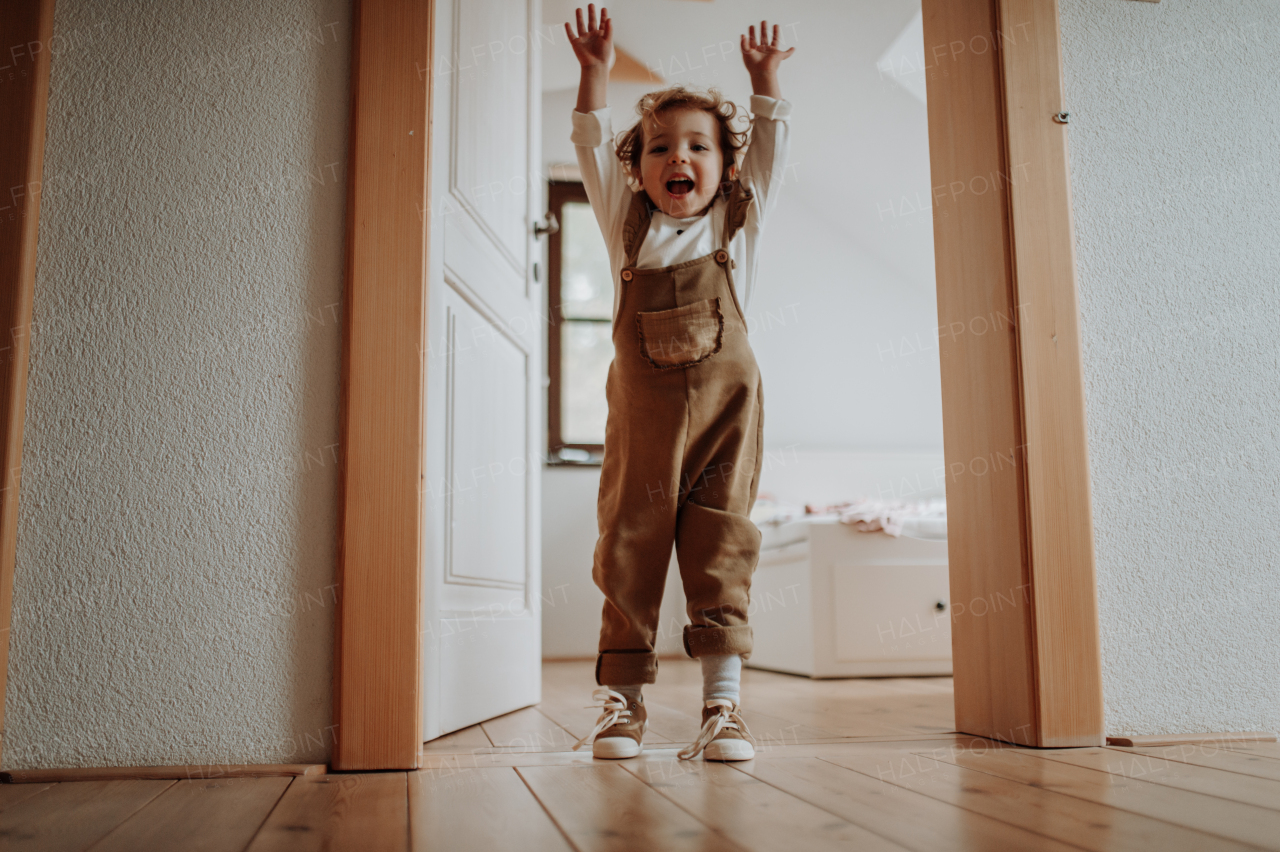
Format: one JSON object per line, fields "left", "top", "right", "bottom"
{"left": 334, "top": 0, "right": 1102, "bottom": 767}
{"left": 0, "top": 0, "right": 1103, "bottom": 773}
{"left": 922, "top": 0, "right": 1103, "bottom": 747}
{"left": 331, "top": 0, "right": 434, "bottom": 770}
{"left": 0, "top": 0, "right": 56, "bottom": 768}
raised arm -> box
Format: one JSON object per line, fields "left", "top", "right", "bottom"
{"left": 566, "top": 5, "right": 631, "bottom": 291}
{"left": 737, "top": 21, "right": 795, "bottom": 222}
{"left": 566, "top": 4, "right": 613, "bottom": 113}
{"left": 740, "top": 21, "right": 794, "bottom": 99}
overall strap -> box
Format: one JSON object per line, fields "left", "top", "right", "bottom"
{"left": 621, "top": 191, "right": 655, "bottom": 268}
{"left": 720, "top": 179, "right": 754, "bottom": 249}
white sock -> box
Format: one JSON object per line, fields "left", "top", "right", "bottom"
{"left": 701, "top": 654, "right": 742, "bottom": 704}
{"left": 607, "top": 684, "right": 643, "bottom": 704}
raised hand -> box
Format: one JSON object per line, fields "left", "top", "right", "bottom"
{"left": 740, "top": 20, "right": 795, "bottom": 79}
{"left": 566, "top": 4, "right": 614, "bottom": 70}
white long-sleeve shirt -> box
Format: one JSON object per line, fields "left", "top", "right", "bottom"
{"left": 570, "top": 95, "right": 792, "bottom": 319}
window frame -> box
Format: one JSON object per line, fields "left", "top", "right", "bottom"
{"left": 546, "top": 180, "right": 610, "bottom": 465}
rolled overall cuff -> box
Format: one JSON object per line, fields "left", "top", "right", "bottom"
{"left": 595, "top": 650, "right": 658, "bottom": 685}
{"left": 683, "top": 624, "right": 753, "bottom": 660}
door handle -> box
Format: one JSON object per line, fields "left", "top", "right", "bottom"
{"left": 534, "top": 212, "right": 559, "bottom": 238}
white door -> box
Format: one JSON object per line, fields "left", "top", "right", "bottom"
{"left": 423, "top": 0, "right": 543, "bottom": 739}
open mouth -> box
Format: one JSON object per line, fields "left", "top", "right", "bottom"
{"left": 665, "top": 177, "right": 695, "bottom": 197}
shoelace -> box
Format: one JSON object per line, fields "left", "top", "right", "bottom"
{"left": 571, "top": 688, "right": 634, "bottom": 751}
{"left": 677, "top": 700, "right": 755, "bottom": 760}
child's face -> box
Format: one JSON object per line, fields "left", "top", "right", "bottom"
{"left": 634, "top": 108, "right": 727, "bottom": 219}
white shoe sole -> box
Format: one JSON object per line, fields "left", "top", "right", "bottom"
{"left": 593, "top": 737, "right": 642, "bottom": 759}
{"left": 704, "top": 740, "right": 755, "bottom": 761}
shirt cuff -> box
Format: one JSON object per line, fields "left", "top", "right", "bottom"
{"left": 571, "top": 106, "right": 613, "bottom": 147}
{"left": 749, "top": 95, "right": 792, "bottom": 121}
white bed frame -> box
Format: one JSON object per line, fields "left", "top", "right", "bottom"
{"left": 748, "top": 518, "right": 952, "bottom": 678}
{"left": 745, "top": 450, "right": 952, "bottom": 678}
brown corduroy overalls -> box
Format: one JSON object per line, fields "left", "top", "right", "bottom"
{"left": 592, "top": 181, "right": 764, "bottom": 687}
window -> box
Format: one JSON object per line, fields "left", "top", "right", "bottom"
{"left": 547, "top": 182, "right": 614, "bottom": 464}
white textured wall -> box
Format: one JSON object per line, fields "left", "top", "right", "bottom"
{"left": 5, "top": 0, "right": 352, "bottom": 768}
{"left": 1060, "top": 0, "right": 1280, "bottom": 735}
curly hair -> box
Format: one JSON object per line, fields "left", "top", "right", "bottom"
{"left": 614, "top": 86, "right": 750, "bottom": 185}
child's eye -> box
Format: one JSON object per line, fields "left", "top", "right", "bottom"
{"left": 692, "top": 144, "right": 707, "bottom": 151}
{"left": 649, "top": 146, "right": 666, "bottom": 153}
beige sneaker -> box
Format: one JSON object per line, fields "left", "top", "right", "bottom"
{"left": 572, "top": 688, "right": 647, "bottom": 759}
{"left": 678, "top": 699, "right": 756, "bottom": 761}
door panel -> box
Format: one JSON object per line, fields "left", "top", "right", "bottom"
{"left": 450, "top": 0, "right": 530, "bottom": 277}
{"left": 442, "top": 290, "right": 529, "bottom": 589}
{"left": 440, "top": 614, "right": 540, "bottom": 734}
{"left": 423, "top": 0, "right": 542, "bottom": 741}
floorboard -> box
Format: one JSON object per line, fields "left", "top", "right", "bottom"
{"left": 421, "top": 725, "right": 491, "bottom": 752}
{"left": 922, "top": 741, "right": 1280, "bottom": 851}
{"left": 0, "top": 779, "right": 172, "bottom": 852}
{"left": 1111, "top": 744, "right": 1280, "bottom": 782}
{"left": 1033, "top": 746, "right": 1280, "bottom": 813}
{"left": 245, "top": 773, "right": 408, "bottom": 852}
{"left": 88, "top": 777, "right": 291, "bottom": 852}
{"left": 737, "top": 755, "right": 1082, "bottom": 852}
{"left": 481, "top": 706, "right": 579, "bottom": 751}
{"left": 0, "top": 782, "right": 55, "bottom": 812}
{"left": 1234, "top": 742, "right": 1280, "bottom": 762}
{"left": 620, "top": 755, "right": 910, "bottom": 852}
{"left": 410, "top": 768, "right": 572, "bottom": 851}
{"left": 824, "top": 746, "right": 1263, "bottom": 852}
{"left": 519, "top": 763, "right": 741, "bottom": 851}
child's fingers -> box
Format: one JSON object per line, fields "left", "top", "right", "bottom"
{"left": 575, "top": 7, "right": 584, "bottom": 37}
{"left": 588, "top": 3, "right": 597, "bottom": 32}
{"left": 772, "top": 24, "right": 780, "bottom": 47}
{"left": 565, "top": 21, "right": 575, "bottom": 42}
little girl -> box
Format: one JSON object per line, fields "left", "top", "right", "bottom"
{"left": 564, "top": 4, "right": 793, "bottom": 761}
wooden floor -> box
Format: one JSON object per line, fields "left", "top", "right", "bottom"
{"left": 4, "top": 660, "right": 1280, "bottom": 850}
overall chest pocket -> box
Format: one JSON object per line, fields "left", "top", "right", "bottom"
{"left": 636, "top": 297, "right": 724, "bottom": 370}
